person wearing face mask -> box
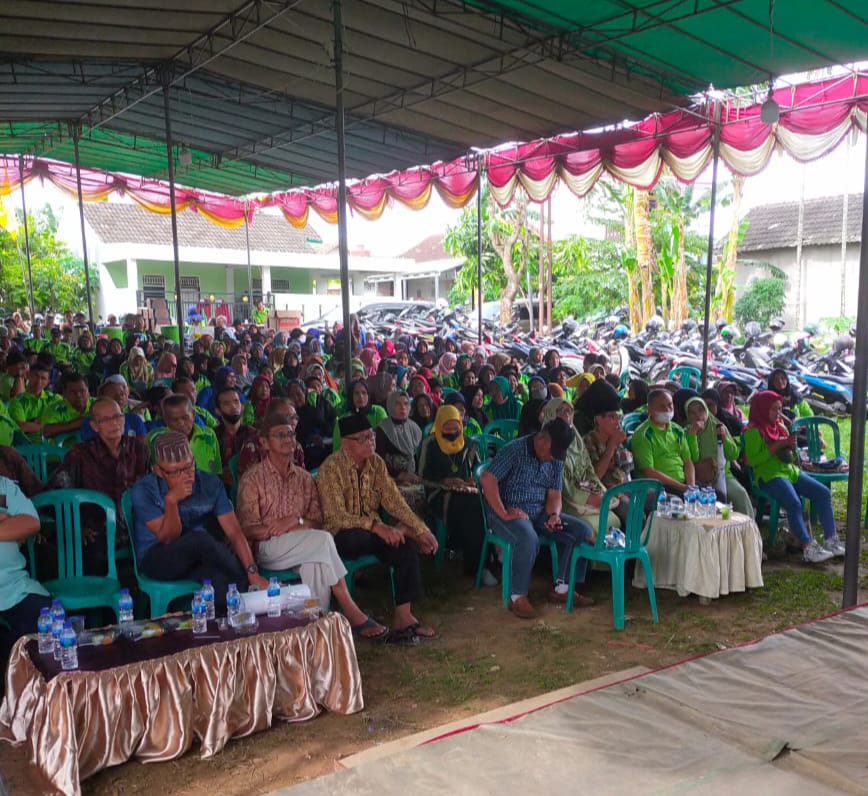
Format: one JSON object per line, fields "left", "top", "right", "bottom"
{"left": 418, "top": 405, "right": 490, "bottom": 582}
{"left": 527, "top": 376, "right": 549, "bottom": 403}
{"left": 630, "top": 389, "right": 695, "bottom": 496}
{"left": 213, "top": 387, "right": 260, "bottom": 490}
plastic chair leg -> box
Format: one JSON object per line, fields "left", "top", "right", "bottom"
{"left": 611, "top": 558, "right": 626, "bottom": 631}
{"left": 500, "top": 543, "right": 512, "bottom": 608}
{"left": 565, "top": 548, "right": 581, "bottom": 613}
{"left": 639, "top": 550, "right": 659, "bottom": 625}
{"left": 474, "top": 537, "right": 490, "bottom": 589}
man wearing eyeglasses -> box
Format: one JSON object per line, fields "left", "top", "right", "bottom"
{"left": 131, "top": 431, "right": 267, "bottom": 610}
{"left": 317, "top": 414, "right": 438, "bottom": 642}
{"left": 48, "top": 397, "right": 149, "bottom": 570}
{"left": 236, "top": 414, "right": 388, "bottom": 639}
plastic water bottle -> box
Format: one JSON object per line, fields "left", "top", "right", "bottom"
{"left": 37, "top": 607, "right": 54, "bottom": 654}
{"left": 50, "top": 599, "right": 66, "bottom": 661}
{"left": 59, "top": 622, "right": 78, "bottom": 671}
{"left": 685, "top": 487, "right": 698, "bottom": 517}
{"left": 118, "top": 588, "right": 134, "bottom": 623}
{"left": 656, "top": 489, "right": 668, "bottom": 517}
{"left": 267, "top": 577, "right": 281, "bottom": 617}
{"left": 703, "top": 487, "right": 716, "bottom": 518}
{"left": 226, "top": 583, "right": 241, "bottom": 621}
{"left": 201, "top": 579, "right": 216, "bottom": 620}
{"left": 191, "top": 591, "right": 207, "bottom": 634}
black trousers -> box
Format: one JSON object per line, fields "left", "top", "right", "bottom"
{"left": 334, "top": 528, "right": 422, "bottom": 606}
{"left": 140, "top": 532, "right": 246, "bottom": 613}
{"left": 1, "top": 592, "right": 53, "bottom": 697}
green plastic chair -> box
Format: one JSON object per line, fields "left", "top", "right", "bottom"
{"left": 483, "top": 419, "right": 519, "bottom": 440}
{"left": 565, "top": 479, "right": 662, "bottom": 629}
{"left": 228, "top": 452, "right": 240, "bottom": 503}
{"left": 120, "top": 490, "right": 200, "bottom": 618}
{"left": 621, "top": 412, "right": 644, "bottom": 434}
{"left": 473, "top": 463, "right": 559, "bottom": 607}
{"left": 17, "top": 442, "right": 67, "bottom": 482}
{"left": 49, "top": 430, "right": 83, "bottom": 449}
{"left": 668, "top": 366, "right": 702, "bottom": 389}
{"left": 28, "top": 489, "right": 123, "bottom": 621}
{"left": 790, "top": 416, "right": 848, "bottom": 524}
{"left": 472, "top": 433, "right": 506, "bottom": 463}
{"left": 343, "top": 554, "right": 396, "bottom": 604}
{"left": 259, "top": 566, "right": 301, "bottom": 584}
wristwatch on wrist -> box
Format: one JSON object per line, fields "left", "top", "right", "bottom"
{"left": 246, "top": 563, "right": 258, "bottom": 575}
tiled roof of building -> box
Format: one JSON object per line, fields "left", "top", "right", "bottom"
{"left": 83, "top": 203, "right": 318, "bottom": 254}
{"left": 738, "top": 193, "right": 863, "bottom": 253}
{"left": 399, "top": 234, "right": 455, "bottom": 262}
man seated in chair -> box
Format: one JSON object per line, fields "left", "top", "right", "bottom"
{"left": 317, "top": 414, "right": 438, "bottom": 642}
{"left": 130, "top": 431, "right": 267, "bottom": 611}
{"left": 236, "top": 414, "right": 387, "bottom": 639}
{"left": 630, "top": 389, "right": 695, "bottom": 496}
{"left": 149, "top": 393, "right": 221, "bottom": 476}
{"left": 40, "top": 372, "right": 92, "bottom": 441}
{"left": 0, "top": 475, "right": 50, "bottom": 697}
{"left": 479, "top": 417, "right": 595, "bottom": 620}
{"left": 213, "top": 387, "right": 260, "bottom": 491}
{"left": 8, "top": 363, "right": 52, "bottom": 442}
{"left": 49, "top": 398, "right": 150, "bottom": 568}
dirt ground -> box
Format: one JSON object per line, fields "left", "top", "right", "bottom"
{"left": 1, "top": 550, "right": 859, "bottom": 796}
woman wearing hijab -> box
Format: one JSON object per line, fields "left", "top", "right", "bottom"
{"left": 119, "top": 346, "right": 153, "bottom": 395}
{"left": 375, "top": 391, "right": 426, "bottom": 514}
{"left": 198, "top": 365, "right": 246, "bottom": 418}
{"left": 517, "top": 398, "right": 546, "bottom": 437}
{"left": 715, "top": 380, "right": 747, "bottom": 433}
{"left": 367, "top": 371, "right": 397, "bottom": 408}
{"left": 332, "top": 379, "right": 387, "bottom": 450}
{"left": 242, "top": 375, "right": 271, "bottom": 426}
{"left": 487, "top": 375, "right": 522, "bottom": 421}
{"left": 152, "top": 351, "right": 178, "bottom": 387}
{"left": 620, "top": 378, "right": 649, "bottom": 414}
{"left": 410, "top": 392, "right": 435, "bottom": 432}
{"left": 547, "top": 398, "right": 624, "bottom": 530}
{"left": 743, "top": 390, "right": 842, "bottom": 563}
{"left": 461, "top": 384, "right": 489, "bottom": 431}
{"left": 418, "top": 405, "right": 490, "bottom": 581}
{"left": 436, "top": 352, "right": 458, "bottom": 387}
{"left": 683, "top": 395, "right": 753, "bottom": 517}
{"left": 527, "top": 375, "right": 549, "bottom": 402}
{"left": 452, "top": 354, "right": 472, "bottom": 388}
{"left": 767, "top": 368, "right": 812, "bottom": 422}
{"left": 443, "top": 391, "right": 482, "bottom": 436}
{"left": 277, "top": 349, "right": 302, "bottom": 384}
{"left": 358, "top": 344, "right": 380, "bottom": 378}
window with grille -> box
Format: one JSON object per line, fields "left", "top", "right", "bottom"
{"left": 272, "top": 279, "right": 290, "bottom": 292}
{"left": 142, "top": 274, "right": 165, "bottom": 299}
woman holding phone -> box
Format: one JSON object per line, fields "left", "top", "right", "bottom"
{"left": 743, "top": 390, "right": 842, "bottom": 563}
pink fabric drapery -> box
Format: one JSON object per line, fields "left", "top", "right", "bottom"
{"left": 1, "top": 73, "right": 865, "bottom": 226}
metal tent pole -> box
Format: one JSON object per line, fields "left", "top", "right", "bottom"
{"left": 477, "top": 166, "right": 483, "bottom": 344}
{"left": 162, "top": 80, "right": 185, "bottom": 344}
{"left": 17, "top": 155, "right": 35, "bottom": 321}
{"left": 333, "top": 0, "right": 353, "bottom": 381}
{"left": 842, "top": 128, "right": 868, "bottom": 609}
{"left": 244, "top": 201, "right": 253, "bottom": 321}
{"left": 71, "top": 126, "right": 96, "bottom": 329}
{"left": 699, "top": 103, "right": 722, "bottom": 390}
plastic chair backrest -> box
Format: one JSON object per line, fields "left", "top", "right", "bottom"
{"left": 51, "top": 430, "right": 83, "bottom": 449}
{"left": 422, "top": 423, "right": 433, "bottom": 437}
{"left": 120, "top": 490, "right": 145, "bottom": 579}
{"left": 30, "top": 488, "right": 117, "bottom": 581}
{"left": 472, "top": 434, "right": 505, "bottom": 463}
{"left": 791, "top": 416, "right": 841, "bottom": 462}
{"left": 483, "top": 419, "right": 519, "bottom": 439}
{"left": 621, "top": 412, "right": 644, "bottom": 434}
{"left": 592, "top": 479, "right": 662, "bottom": 553}
{"left": 668, "top": 366, "right": 701, "bottom": 389}
{"left": 17, "top": 442, "right": 67, "bottom": 482}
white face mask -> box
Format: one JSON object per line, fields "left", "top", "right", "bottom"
{"left": 653, "top": 411, "right": 674, "bottom": 425}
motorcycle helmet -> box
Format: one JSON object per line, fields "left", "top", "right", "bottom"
{"left": 768, "top": 316, "right": 785, "bottom": 332}
{"left": 720, "top": 325, "right": 737, "bottom": 341}
{"left": 803, "top": 322, "right": 819, "bottom": 337}
{"left": 744, "top": 321, "right": 762, "bottom": 339}
{"left": 714, "top": 318, "right": 728, "bottom": 333}
{"left": 612, "top": 323, "right": 629, "bottom": 340}
{"left": 681, "top": 319, "right": 697, "bottom": 334}
{"left": 560, "top": 318, "right": 577, "bottom": 338}
{"left": 645, "top": 315, "right": 664, "bottom": 333}
{"left": 833, "top": 333, "right": 854, "bottom": 354}
{"left": 32, "top": 313, "right": 44, "bottom": 326}
{"left": 849, "top": 324, "right": 857, "bottom": 338}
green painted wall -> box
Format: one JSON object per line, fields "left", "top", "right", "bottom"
{"left": 103, "top": 261, "right": 127, "bottom": 289}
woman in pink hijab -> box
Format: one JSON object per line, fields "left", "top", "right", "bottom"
{"left": 358, "top": 345, "right": 380, "bottom": 377}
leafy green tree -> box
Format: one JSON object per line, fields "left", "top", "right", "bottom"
{"left": 733, "top": 274, "right": 787, "bottom": 328}
{"left": 0, "top": 204, "right": 97, "bottom": 317}
{"left": 551, "top": 237, "right": 629, "bottom": 321}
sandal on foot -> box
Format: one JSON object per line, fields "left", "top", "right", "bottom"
{"left": 351, "top": 616, "right": 389, "bottom": 641}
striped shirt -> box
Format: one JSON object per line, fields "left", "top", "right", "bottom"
{"left": 485, "top": 435, "right": 563, "bottom": 519}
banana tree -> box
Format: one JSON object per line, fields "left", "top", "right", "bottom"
{"left": 633, "top": 190, "right": 656, "bottom": 327}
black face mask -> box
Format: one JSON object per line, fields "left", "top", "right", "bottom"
{"left": 222, "top": 412, "right": 242, "bottom": 425}
{"left": 441, "top": 430, "right": 461, "bottom": 442}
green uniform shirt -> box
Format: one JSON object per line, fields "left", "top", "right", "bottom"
{"left": 0, "top": 405, "right": 17, "bottom": 446}
{"left": 9, "top": 390, "right": 51, "bottom": 441}
{"left": 743, "top": 426, "right": 799, "bottom": 485}
{"left": 40, "top": 397, "right": 92, "bottom": 442}
{"left": 194, "top": 405, "right": 218, "bottom": 429}
{"left": 71, "top": 349, "right": 96, "bottom": 376}
{"left": 148, "top": 423, "right": 222, "bottom": 476}
{"left": 252, "top": 307, "right": 268, "bottom": 325}
{"left": 631, "top": 419, "right": 690, "bottom": 483}
{"left": 25, "top": 337, "right": 46, "bottom": 353}
{"left": 44, "top": 341, "right": 71, "bottom": 362}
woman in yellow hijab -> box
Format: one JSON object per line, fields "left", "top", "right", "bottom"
{"left": 418, "top": 405, "right": 491, "bottom": 582}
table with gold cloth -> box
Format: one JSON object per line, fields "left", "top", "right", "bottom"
{"left": 0, "top": 612, "right": 363, "bottom": 796}
{"left": 632, "top": 512, "right": 764, "bottom": 600}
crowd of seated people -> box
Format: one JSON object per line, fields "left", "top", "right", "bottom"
{"left": 0, "top": 308, "right": 851, "bottom": 687}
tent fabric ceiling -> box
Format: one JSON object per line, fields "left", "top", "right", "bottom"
{"left": 0, "top": 1, "right": 866, "bottom": 197}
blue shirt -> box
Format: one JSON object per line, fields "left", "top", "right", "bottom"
{"left": 0, "top": 476, "right": 47, "bottom": 611}
{"left": 130, "top": 470, "right": 233, "bottom": 561}
{"left": 81, "top": 412, "right": 146, "bottom": 441}
{"left": 485, "top": 436, "right": 563, "bottom": 520}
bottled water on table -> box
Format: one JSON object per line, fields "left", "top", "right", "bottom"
{"left": 37, "top": 607, "right": 54, "bottom": 654}
{"left": 191, "top": 591, "right": 208, "bottom": 634}
{"left": 226, "top": 583, "right": 241, "bottom": 621}
{"left": 59, "top": 621, "right": 78, "bottom": 671}
{"left": 685, "top": 487, "right": 698, "bottom": 517}
{"left": 50, "top": 599, "right": 66, "bottom": 661}
{"left": 656, "top": 489, "right": 668, "bottom": 517}
{"left": 118, "top": 588, "right": 134, "bottom": 623}
{"left": 703, "top": 487, "right": 717, "bottom": 518}
{"left": 201, "top": 579, "right": 216, "bottom": 620}
{"left": 267, "top": 577, "right": 282, "bottom": 617}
